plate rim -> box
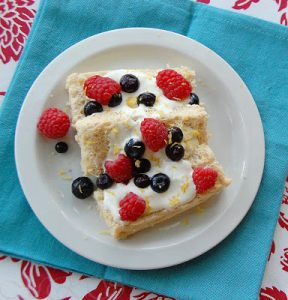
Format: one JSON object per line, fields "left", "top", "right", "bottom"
{"left": 15, "top": 27, "right": 265, "bottom": 270}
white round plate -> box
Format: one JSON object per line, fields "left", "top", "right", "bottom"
{"left": 15, "top": 28, "right": 264, "bottom": 270}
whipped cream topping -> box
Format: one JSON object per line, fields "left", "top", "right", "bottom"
{"left": 103, "top": 119, "right": 197, "bottom": 221}
{"left": 96, "top": 70, "right": 191, "bottom": 118}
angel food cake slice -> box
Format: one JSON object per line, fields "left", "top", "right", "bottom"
{"left": 75, "top": 105, "right": 208, "bottom": 176}
{"left": 66, "top": 67, "right": 195, "bottom": 126}
{"left": 75, "top": 112, "right": 230, "bottom": 239}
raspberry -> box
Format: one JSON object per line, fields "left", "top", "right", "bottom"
{"left": 140, "top": 118, "right": 168, "bottom": 152}
{"left": 192, "top": 167, "right": 218, "bottom": 194}
{"left": 84, "top": 75, "right": 121, "bottom": 105}
{"left": 104, "top": 154, "right": 133, "bottom": 183}
{"left": 119, "top": 192, "right": 146, "bottom": 221}
{"left": 156, "top": 69, "right": 192, "bottom": 100}
{"left": 37, "top": 108, "right": 70, "bottom": 139}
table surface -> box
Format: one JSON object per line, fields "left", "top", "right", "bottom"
{"left": 1, "top": 1, "right": 288, "bottom": 299}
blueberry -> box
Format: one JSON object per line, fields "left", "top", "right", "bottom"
{"left": 133, "top": 158, "right": 151, "bottom": 174}
{"left": 72, "top": 177, "right": 94, "bottom": 199}
{"left": 108, "top": 93, "right": 122, "bottom": 107}
{"left": 120, "top": 74, "right": 139, "bottom": 93}
{"left": 124, "top": 139, "right": 145, "bottom": 159}
{"left": 84, "top": 101, "right": 103, "bottom": 116}
{"left": 96, "top": 173, "right": 113, "bottom": 190}
{"left": 137, "top": 92, "right": 156, "bottom": 107}
{"left": 165, "top": 144, "right": 185, "bottom": 161}
{"left": 169, "top": 127, "right": 183, "bottom": 143}
{"left": 151, "top": 173, "right": 170, "bottom": 193}
{"left": 189, "top": 93, "right": 199, "bottom": 105}
{"left": 134, "top": 174, "right": 151, "bottom": 188}
{"left": 55, "top": 141, "right": 68, "bottom": 153}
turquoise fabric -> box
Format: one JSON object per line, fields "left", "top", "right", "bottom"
{"left": 0, "top": 0, "right": 287, "bottom": 299}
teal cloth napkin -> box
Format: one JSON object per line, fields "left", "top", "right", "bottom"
{"left": 0, "top": 0, "right": 287, "bottom": 299}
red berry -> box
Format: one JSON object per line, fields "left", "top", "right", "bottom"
{"left": 37, "top": 108, "right": 70, "bottom": 139}
{"left": 192, "top": 167, "right": 218, "bottom": 194}
{"left": 140, "top": 118, "right": 168, "bottom": 152}
{"left": 104, "top": 154, "right": 133, "bottom": 183}
{"left": 84, "top": 75, "right": 121, "bottom": 105}
{"left": 156, "top": 69, "right": 192, "bottom": 100}
{"left": 119, "top": 192, "right": 146, "bottom": 221}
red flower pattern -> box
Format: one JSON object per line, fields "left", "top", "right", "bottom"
{"left": 260, "top": 287, "right": 288, "bottom": 300}
{"left": 196, "top": 0, "right": 211, "bottom": 4}
{"left": 82, "top": 280, "right": 132, "bottom": 300}
{"left": 20, "top": 261, "right": 72, "bottom": 299}
{"left": 276, "top": 0, "right": 288, "bottom": 11}
{"left": 278, "top": 211, "right": 288, "bottom": 231}
{"left": 280, "top": 12, "right": 288, "bottom": 25}
{"left": 79, "top": 274, "right": 90, "bottom": 280}
{"left": 268, "top": 240, "right": 276, "bottom": 261}
{"left": 0, "top": 0, "right": 36, "bottom": 64}
{"left": 134, "top": 292, "right": 175, "bottom": 300}
{"left": 232, "top": 0, "right": 260, "bottom": 10}
{"left": 280, "top": 248, "right": 288, "bottom": 272}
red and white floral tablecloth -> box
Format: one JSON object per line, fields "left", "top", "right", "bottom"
{"left": 1, "top": 1, "right": 288, "bottom": 299}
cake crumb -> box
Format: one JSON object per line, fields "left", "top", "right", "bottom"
{"left": 195, "top": 206, "right": 204, "bottom": 214}
{"left": 111, "top": 127, "right": 119, "bottom": 135}
{"left": 181, "top": 218, "right": 190, "bottom": 226}
{"left": 58, "top": 169, "right": 73, "bottom": 181}
{"left": 85, "top": 140, "right": 97, "bottom": 145}
{"left": 150, "top": 155, "right": 160, "bottom": 167}
{"left": 192, "top": 129, "right": 200, "bottom": 138}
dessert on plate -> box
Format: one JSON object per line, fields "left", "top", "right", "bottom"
{"left": 37, "top": 67, "right": 230, "bottom": 239}
{"left": 63, "top": 67, "right": 231, "bottom": 239}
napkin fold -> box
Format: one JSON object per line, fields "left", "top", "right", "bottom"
{"left": 0, "top": 0, "right": 287, "bottom": 299}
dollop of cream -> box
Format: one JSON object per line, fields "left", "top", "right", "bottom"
{"left": 100, "top": 70, "right": 190, "bottom": 118}
{"left": 103, "top": 119, "right": 197, "bottom": 221}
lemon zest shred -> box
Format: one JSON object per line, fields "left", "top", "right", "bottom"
{"left": 126, "top": 97, "right": 137, "bottom": 108}
{"left": 181, "top": 176, "right": 189, "bottom": 193}
{"left": 106, "top": 191, "right": 116, "bottom": 197}
{"left": 169, "top": 196, "right": 180, "bottom": 207}
{"left": 135, "top": 160, "right": 141, "bottom": 168}
{"left": 144, "top": 197, "right": 152, "bottom": 214}
{"left": 113, "top": 144, "right": 121, "bottom": 156}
